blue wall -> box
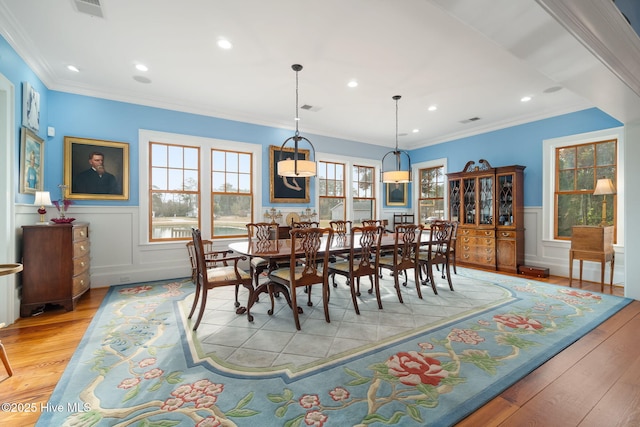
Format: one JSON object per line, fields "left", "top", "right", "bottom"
{"left": 2, "top": 34, "right": 622, "bottom": 211}
{"left": 410, "top": 109, "right": 622, "bottom": 207}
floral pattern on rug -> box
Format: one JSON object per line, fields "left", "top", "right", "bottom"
{"left": 38, "top": 273, "right": 630, "bottom": 427}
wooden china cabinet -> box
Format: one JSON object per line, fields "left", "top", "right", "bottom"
{"left": 447, "top": 160, "right": 525, "bottom": 273}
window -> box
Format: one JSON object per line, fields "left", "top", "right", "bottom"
{"left": 318, "top": 161, "right": 345, "bottom": 226}
{"left": 353, "top": 164, "right": 375, "bottom": 223}
{"left": 418, "top": 165, "right": 445, "bottom": 223}
{"left": 149, "top": 142, "right": 200, "bottom": 241}
{"left": 211, "top": 149, "right": 253, "bottom": 238}
{"left": 141, "top": 130, "right": 261, "bottom": 244}
{"left": 555, "top": 139, "right": 617, "bottom": 239}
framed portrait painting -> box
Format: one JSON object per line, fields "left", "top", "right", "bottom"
{"left": 386, "top": 182, "right": 408, "bottom": 206}
{"left": 19, "top": 127, "right": 44, "bottom": 194}
{"left": 64, "top": 136, "right": 129, "bottom": 200}
{"left": 269, "top": 145, "right": 310, "bottom": 203}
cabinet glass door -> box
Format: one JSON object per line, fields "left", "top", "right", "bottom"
{"left": 497, "top": 174, "right": 513, "bottom": 225}
{"left": 449, "top": 180, "right": 460, "bottom": 222}
{"left": 463, "top": 178, "right": 476, "bottom": 224}
{"left": 478, "top": 176, "right": 493, "bottom": 225}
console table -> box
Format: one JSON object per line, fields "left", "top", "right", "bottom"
{"left": 569, "top": 225, "right": 615, "bottom": 292}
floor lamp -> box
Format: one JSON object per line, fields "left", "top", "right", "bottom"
{"left": 593, "top": 178, "right": 616, "bottom": 226}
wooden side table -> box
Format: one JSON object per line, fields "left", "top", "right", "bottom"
{"left": 0, "top": 263, "right": 21, "bottom": 377}
{"left": 569, "top": 226, "right": 615, "bottom": 292}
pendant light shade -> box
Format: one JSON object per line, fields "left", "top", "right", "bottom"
{"left": 277, "top": 64, "right": 317, "bottom": 178}
{"left": 381, "top": 95, "right": 411, "bottom": 183}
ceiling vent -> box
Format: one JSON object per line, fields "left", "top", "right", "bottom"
{"left": 301, "top": 104, "right": 322, "bottom": 112}
{"left": 72, "top": 0, "right": 104, "bottom": 18}
{"left": 459, "top": 116, "right": 481, "bottom": 124}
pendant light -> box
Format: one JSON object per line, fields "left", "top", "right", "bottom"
{"left": 277, "top": 64, "right": 317, "bottom": 177}
{"left": 381, "top": 95, "right": 411, "bottom": 183}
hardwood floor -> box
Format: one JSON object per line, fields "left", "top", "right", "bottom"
{"left": 0, "top": 275, "right": 637, "bottom": 426}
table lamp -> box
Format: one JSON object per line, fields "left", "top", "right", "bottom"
{"left": 33, "top": 191, "right": 52, "bottom": 224}
{"left": 593, "top": 178, "right": 616, "bottom": 226}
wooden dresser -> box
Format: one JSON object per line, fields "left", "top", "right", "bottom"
{"left": 21, "top": 222, "right": 91, "bottom": 317}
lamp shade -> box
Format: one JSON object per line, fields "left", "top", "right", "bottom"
{"left": 34, "top": 191, "right": 52, "bottom": 206}
{"left": 277, "top": 158, "right": 317, "bottom": 177}
{"left": 382, "top": 170, "right": 411, "bottom": 183}
{"left": 593, "top": 178, "right": 616, "bottom": 195}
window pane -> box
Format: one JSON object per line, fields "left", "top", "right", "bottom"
{"left": 558, "top": 170, "right": 575, "bottom": 191}
{"left": 596, "top": 141, "right": 615, "bottom": 166}
{"left": 212, "top": 171, "right": 225, "bottom": 191}
{"left": 227, "top": 152, "right": 239, "bottom": 172}
{"left": 150, "top": 193, "right": 198, "bottom": 239}
{"left": 576, "top": 145, "right": 594, "bottom": 168}
{"left": 152, "top": 167, "right": 167, "bottom": 189}
{"left": 558, "top": 147, "right": 575, "bottom": 169}
{"left": 184, "top": 147, "right": 198, "bottom": 169}
{"left": 212, "top": 194, "right": 251, "bottom": 237}
{"left": 152, "top": 144, "right": 167, "bottom": 167}
{"left": 239, "top": 153, "right": 251, "bottom": 172}
{"left": 184, "top": 170, "right": 198, "bottom": 190}
{"left": 238, "top": 174, "right": 251, "bottom": 193}
{"left": 168, "top": 169, "right": 184, "bottom": 191}
{"left": 576, "top": 168, "right": 594, "bottom": 191}
{"left": 168, "top": 146, "right": 183, "bottom": 168}
{"left": 212, "top": 151, "right": 225, "bottom": 170}
{"left": 319, "top": 197, "right": 344, "bottom": 226}
{"left": 225, "top": 172, "right": 238, "bottom": 191}
{"left": 353, "top": 199, "right": 373, "bottom": 223}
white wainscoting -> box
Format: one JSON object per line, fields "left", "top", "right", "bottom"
{"left": 14, "top": 205, "right": 625, "bottom": 294}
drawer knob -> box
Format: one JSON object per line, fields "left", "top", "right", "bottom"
{"left": 80, "top": 262, "right": 85, "bottom": 267}
{"left": 80, "top": 245, "right": 86, "bottom": 251}
{"left": 80, "top": 231, "right": 85, "bottom": 237}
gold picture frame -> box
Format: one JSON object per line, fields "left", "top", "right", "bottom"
{"left": 64, "top": 136, "right": 129, "bottom": 200}
{"left": 19, "top": 127, "right": 44, "bottom": 194}
{"left": 386, "top": 183, "right": 408, "bottom": 206}
{"left": 269, "top": 145, "right": 310, "bottom": 203}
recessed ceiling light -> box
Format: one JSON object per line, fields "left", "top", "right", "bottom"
{"left": 521, "top": 96, "right": 532, "bottom": 102}
{"left": 428, "top": 105, "right": 437, "bottom": 111}
{"left": 347, "top": 80, "right": 358, "bottom": 88}
{"left": 67, "top": 65, "right": 79, "bottom": 72}
{"left": 217, "top": 39, "right": 232, "bottom": 50}
{"left": 412, "top": 129, "right": 419, "bottom": 133}
{"left": 136, "top": 64, "right": 148, "bottom": 72}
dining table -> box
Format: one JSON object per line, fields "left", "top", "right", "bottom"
{"left": 228, "top": 231, "right": 434, "bottom": 320}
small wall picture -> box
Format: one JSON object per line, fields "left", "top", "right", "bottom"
{"left": 64, "top": 136, "right": 129, "bottom": 200}
{"left": 19, "top": 127, "right": 44, "bottom": 194}
{"left": 22, "top": 82, "right": 40, "bottom": 132}
{"left": 386, "top": 182, "right": 408, "bottom": 206}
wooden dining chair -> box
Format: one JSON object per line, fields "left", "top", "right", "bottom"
{"left": 246, "top": 222, "right": 279, "bottom": 288}
{"left": 418, "top": 221, "right": 454, "bottom": 295}
{"left": 379, "top": 224, "right": 424, "bottom": 303}
{"left": 430, "top": 219, "right": 459, "bottom": 275}
{"left": 267, "top": 227, "right": 333, "bottom": 330}
{"left": 186, "top": 238, "right": 242, "bottom": 316}
{"left": 189, "top": 228, "right": 254, "bottom": 331}
{"left": 328, "top": 225, "right": 384, "bottom": 314}
{"left": 329, "top": 220, "right": 353, "bottom": 281}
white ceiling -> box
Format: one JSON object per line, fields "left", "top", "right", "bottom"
{"left": 0, "top": 0, "right": 639, "bottom": 149}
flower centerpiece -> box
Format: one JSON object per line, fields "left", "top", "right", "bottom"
{"left": 51, "top": 184, "right": 75, "bottom": 224}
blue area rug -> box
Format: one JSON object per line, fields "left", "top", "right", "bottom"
{"left": 38, "top": 269, "right": 631, "bottom": 426}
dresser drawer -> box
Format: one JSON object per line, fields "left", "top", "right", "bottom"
{"left": 74, "top": 239, "right": 90, "bottom": 258}
{"left": 73, "top": 271, "right": 90, "bottom": 295}
{"left": 74, "top": 254, "right": 90, "bottom": 275}
{"left": 73, "top": 225, "right": 89, "bottom": 241}
{"left": 498, "top": 230, "right": 516, "bottom": 239}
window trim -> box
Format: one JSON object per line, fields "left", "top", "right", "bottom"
{"left": 542, "top": 127, "right": 624, "bottom": 244}
{"left": 139, "top": 129, "right": 261, "bottom": 245}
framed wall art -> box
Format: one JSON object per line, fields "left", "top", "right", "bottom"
{"left": 22, "top": 82, "right": 40, "bottom": 132}
{"left": 269, "top": 145, "right": 310, "bottom": 203}
{"left": 19, "top": 127, "right": 44, "bottom": 194}
{"left": 386, "top": 182, "right": 408, "bottom": 206}
{"left": 64, "top": 136, "right": 130, "bottom": 200}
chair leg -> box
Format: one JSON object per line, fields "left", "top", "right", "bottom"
{"left": 349, "top": 275, "right": 360, "bottom": 315}
{"left": 0, "top": 341, "right": 13, "bottom": 377}
{"left": 393, "top": 271, "right": 404, "bottom": 304}
{"left": 192, "top": 287, "right": 208, "bottom": 331}
{"left": 413, "top": 266, "right": 423, "bottom": 299}
{"left": 291, "top": 286, "right": 302, "bottom": 330}
{"left": 444, "top": 262, "right": 454, "bottom": 291}
{"left": 427, "top": 265, "right": 438, "bottom": 295}
{"left": 234, "top": 285, "right": 240, "bottom": 308}
{"left": 372, "top": 273, "right": 383, "bottom": 309}
{"left": 188, "top": 280, "right": 201, "bottom": 319}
